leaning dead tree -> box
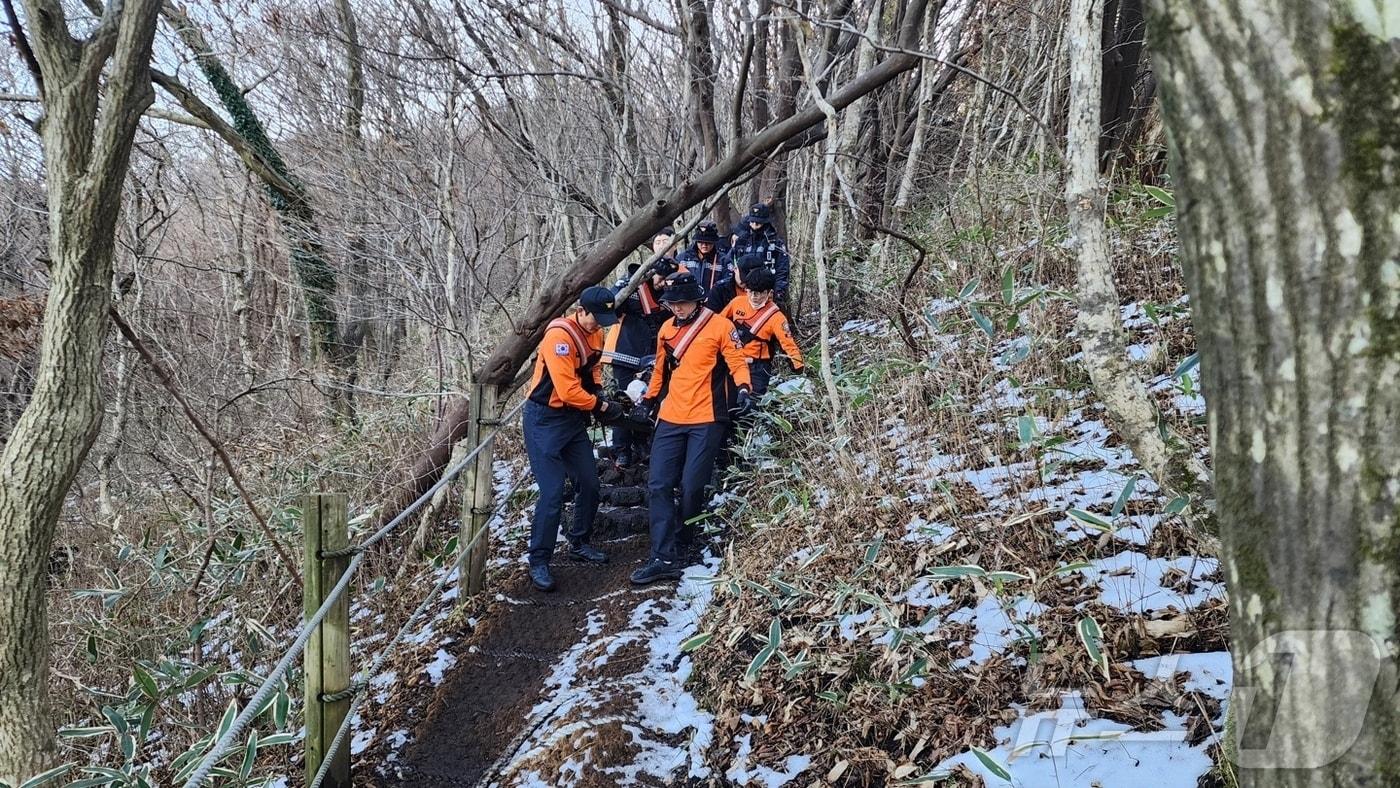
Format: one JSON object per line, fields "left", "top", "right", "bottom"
{"left": 0, "top": 0, "right": 162, "bottom": 780}
{"left": 1151, "top": 3, "right": 1399, "bottom": 785}
{"left": 476, "top": 0, "right": 937, "bottom": 392}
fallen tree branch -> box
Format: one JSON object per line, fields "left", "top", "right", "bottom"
{"left": 109, "top": 307, "right": 301, "bottom": 584}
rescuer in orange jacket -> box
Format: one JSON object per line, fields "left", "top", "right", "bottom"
{"left": 522, "top": 286, "right": 623, "bottom": 592}
{"left": 719, "top": 267, "right": 803, "bottom": 395}
{"left": 630, "top": 272, "right": 752, "bottom": 585}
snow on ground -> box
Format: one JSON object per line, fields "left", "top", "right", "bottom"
{"left": 490, "top": 556, "right": 725, "bottom": 786}
{"left": 930, "top": 693, "right": 1216, "bottom": 787}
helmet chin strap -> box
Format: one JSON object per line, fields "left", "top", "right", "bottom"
{"left": 672, "top": 304, "right": 701, "bottom": 324}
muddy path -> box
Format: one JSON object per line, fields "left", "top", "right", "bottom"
{"left": 382, "top": 462, "right": 684, "bottom": 787}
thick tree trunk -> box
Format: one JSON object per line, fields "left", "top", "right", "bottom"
{"left": 0, "top": 1, "right": 161, "bottom": 780}
{"left": 1149, "top": 3, "right": 1400, "bottom": 784}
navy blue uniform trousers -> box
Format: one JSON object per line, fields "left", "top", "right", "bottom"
{"left": 647, "top": 420, "right": 727, "bottom": 562}
{"left": 523, "top": 400, "right": 600, "bottom": 566}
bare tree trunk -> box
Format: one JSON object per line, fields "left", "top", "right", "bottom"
{"left": 0, "top": 0, "right": 161, "bottom": 779}
{"left": 683, "top": 0, "right": 733, "bottom": 225}
{"left": 1066, "top": 0, "right": 1212, "bottom": 536}
{"left": 793, "top": 13, "right": 847, "bottom": 428}
{"left": 1149, "top": 4, "right": 1400, "bottom": 784}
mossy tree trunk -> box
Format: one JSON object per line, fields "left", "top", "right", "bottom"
{"left": 0, "top": 0, "right": 161, "bottom": 780}
{"left": 1149, "top": 2, "right": 1400, "bottom": 784}
{"left": 162, "top": 3, "right": 351, "bottom": 412}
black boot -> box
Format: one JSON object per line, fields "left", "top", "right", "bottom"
{"left": 529, "top": 564, "right": 556, "bottom": 592}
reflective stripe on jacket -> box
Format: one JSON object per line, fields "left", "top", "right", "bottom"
{"left": 527, "top": 314, "right": 604, "bottom": 410}
{"left": 645, "top": 308, "right": 752, "bottom": 424}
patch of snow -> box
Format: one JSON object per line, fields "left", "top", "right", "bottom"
{"left": 725, "top": 733, "right": 813, "bottom": 786}
{"left": 902, "top": 516, "right": 956, "bottom": 544}
{"left": 1078, "top": 552, "right": 1224, "bottom": 614}
{"left": 1131, "top": 651, "right": 1233, "bottom": 702}
{"left": 945, "top": 594, "right": 1043, "bottom": 667}
{"left": 931, "top": 693, "right": 1215, "bottom": 787}
{"left": 774, "top": 377, "right": 813, "bottom": 395}
{"left": 423, "top": 649, "right": 457, "bottom": 684}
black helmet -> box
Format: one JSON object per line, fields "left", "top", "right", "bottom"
{"left": 744, "top": 202, "right": 772, "bottom": 224}
{"left": 736, "top": 254, "right": 768, "bottom": 274}
{"left": 694, "top": 222, "right": 721, "bottom": 244}
{"left": 744, "top": 267, "right": 776, "bottom": 293}
{"left": 659, "top": 271, "right": 705, "bottom": 303}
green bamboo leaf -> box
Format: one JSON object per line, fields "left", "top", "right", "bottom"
{"left": 968, "top": 305, "right": 995, "bottom": 338}
{"left": 101, "top": 707, "right": 128, "bottom": 734}
{"left": 985, "top": 571, "right": 1030, "bottom": 584}
{"left": 679, "top": 632, "right": 714, "bottom": 653}
{"left": 1144, "top": 185, "right": 1175, "bottom": 207}
{"left": 133, "top": 665, "right": 159, "bottom": 701}
{"left": 274, "top": 690, "right": 290, "bottom": 730}
{"left": 1077, "top": 616, "right": 1110, "bottom": 679}
{"left": 925, "top": 564, "right": 987, "bottom": 579}
{"left": 1110, "top": 476, "right": 1139, "bottom": 519}
{"left": 239, "top": 731, "right": 258, "bottom": 780}
{"left": 1001, "top": 267, "right": 1015, "bottom": 305}
{"left": 746, "top": 645, "right": 776, "bottom": 679}
{"left": 1164, "top": 495, "right": 1190, "bottom": 515}
{"left": 1053, "top": 561, "right": 1094, "bottom": 575}
{"left": 1067, "top": 508, "right": 1113, "bottom": 531}
{"left": 971, "top": 746, "right": 1013, "bottom": 781}
{"left": 958, "top": 278, "right": 978, "bottom": 299}
{"left": 768, "top": 618, "right": 783, "bottom": 649}
{"left": 1017, "top": 416, "right": 1036, "bottom": 446}
{"left": 17, "top": 763, "right": 74, "bottom": 788}
{"left": 1173, "top": 352, "right": 1200, "bottom": 379}
{"left": 58, "top": 727, "right": 113, "bottom": 739}
{"left": 256, "top": 732, "right": 299, "bottom": 748}
{"left": 216, "top": 699, "right": 239, "bottom": 742}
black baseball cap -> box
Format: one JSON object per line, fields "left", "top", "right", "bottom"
{"left": 580, "top": 286, "right": 620, "bottom": 326}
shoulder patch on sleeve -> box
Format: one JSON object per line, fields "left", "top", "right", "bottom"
{"left": 555, "top": 342, "right": 571, "bottom": 356}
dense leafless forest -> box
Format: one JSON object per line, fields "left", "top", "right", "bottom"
{"left": 1, "top": 0, "right": 1397, "bottom": 786}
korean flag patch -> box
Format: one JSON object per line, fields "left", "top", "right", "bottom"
{"left": 555, "top": 342, "right": 571, "bottom": 356}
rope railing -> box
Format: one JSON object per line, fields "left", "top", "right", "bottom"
{"left": 180, "top": 396, "right": 528, "bottom": 788}
{"left": 307, "top": 469, "right": 531, "bottom": 788}
{"left": 179, "top": 195, "right": 739, "bottom": 786}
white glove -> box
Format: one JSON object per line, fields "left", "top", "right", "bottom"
{"left": 626, "top": 379, "right": 648, "bottom": 404}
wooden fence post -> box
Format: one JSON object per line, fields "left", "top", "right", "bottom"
{"left": 303, "top": 493, "right": 351, "bottom": 788}
{"left": 462, "top": 382, "right": 499, "bottom": 595}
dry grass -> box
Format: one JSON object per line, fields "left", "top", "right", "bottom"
{"left": 689, "top": 171, "right": 1225, "bottom": 785}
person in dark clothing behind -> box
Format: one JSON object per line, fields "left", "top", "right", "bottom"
{"left": 705, "top": 253, "right": 767, "bottom": 313}
{"left": 608, "top": 231, "right": 678, "bottom": 466}
{"left": 522, "top": 287, "right": 622, "bottom": 592}
{"left": 678, "top": 221, "right": 731, "bottom": 292}
{"left": 730, "top": 202, "right": 791, "bottom": 303}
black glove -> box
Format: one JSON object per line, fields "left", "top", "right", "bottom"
{"left": 730, "top": 387, "right": 754, "bottom": 418}
{"left": 639, "top": 396, "right": 659, "bottom": 420}
{"left": 593, "top": 398, "right": 622, "bottom": 425}
{"left": 734, "top": 324, "right": 756, "bottom": 344}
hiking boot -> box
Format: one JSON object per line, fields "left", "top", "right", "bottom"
{"left": 630, "top": 558, "right": 683, "bottom": 585}
{"left": 614, "top": 449, "right": 633, "bottom": 468}
{"left": 529, "top": 564, "right": 556, "bottom": 592}
{"left": 568, "top": 543, "right": 609, "bottom": 564}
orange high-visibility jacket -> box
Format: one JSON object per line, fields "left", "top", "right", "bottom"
{"left": 646, "top": 308, "right": 752, "bottom": 424}
{"left": 721, "top": 295, "right": 804, "bottom": 368}
{"left": 527, "top": 314, "right": 604, "bottom": 410}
